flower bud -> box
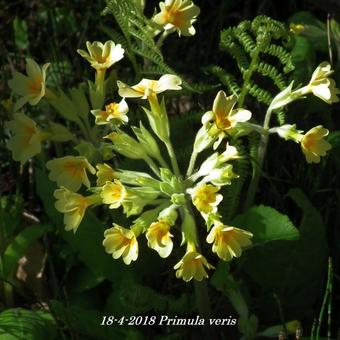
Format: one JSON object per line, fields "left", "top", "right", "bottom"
{"left": 104, "top": 130, "right": 147, "bottom": 159}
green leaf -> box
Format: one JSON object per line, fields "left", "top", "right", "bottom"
{"left": 0, "top": 195, "right": 23, "bottom": 244}
{"left": 1, "top": 224, "right": 52, "bottom": 279}
{"left": 328, "top": 130, "right": 340, "bottom": 149}
{"left": 34, "top": 169, "right": 62, "bottom": 225}
{"left": 67, "top": 265, "right": 105, "bottom": 293}
{"left": 0, "top": 308, "right": 56, "bottom": 340}
{"left": 233, "top": 205, "right": 299, "bottom": 244}
{"left": 240, "top": 189, "right": 328, "bottom": 318}
{"left": 13, "top": 17, "right": 29, "bottom": 50}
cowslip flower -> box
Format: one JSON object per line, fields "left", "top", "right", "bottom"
{"left": 6, "top": 113, "right": 46, "bottom": 164}
{"left": 117, "top": 74, "right": 181, "bottom": 99}
{"left": 100, "top": 180, "right": 126, "bottom": 209}
{"left": 103, "top": 224, "right": 139, "bottom": 265}
{"left": 300, "top": 125, "right": 332, "bottom": 164}
{"left": 188, "top": 184, "right": 222, "bottom": 215}
{"left": 153, "top": 0, "right": 200, "bottom": 36}
{"left": 304, "top": 62, "right": 340, "bottom": 103}
{"left": 96, "top": 163, "right": 116, "bottom": 186}
{"left": 200, "top": 164, "right": 239, "bottom": 187}
{"left": 194, "top": 143, "right": 239, "bottom": 180}
{"left": 206, "top": 223, "right": 253, "bottom": 261}
{"left": 174, "top": 243, "right": 214, "bottom": 282}
{"left": 54, "top": 187, "right": 99, "bottom": 232}
{"left": 105, "top": 130, "right": 147, "bottom": 160}
{"left": 46, "top": 156, "right": 95, "bottom": 192}
{"left": 202, "top": 91, "right": 251, "bottom": 149}
{"left": 77, "top": 41, "right": 124, "bottom": 70}
{"left": 146, "top": 220, "right": 174, "bottom": 258}
{"left": 8, "top": 58, "right": 50, "bottom": 110}
{"left": 90, "top": 99, "right": 128, "bottom": 125}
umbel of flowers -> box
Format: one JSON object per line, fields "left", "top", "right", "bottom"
{"left": 5, "top": 2, "right": 338, "bottom": 281}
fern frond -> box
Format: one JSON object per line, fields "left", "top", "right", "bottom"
{"left": 207, "top": 65, "right": 241, "bottom": 96}
{"left": 99, "top": 25, "right": 128, "bottom": 50}
{"left": 275, "top": 109, "right": 286, "bottom": 125}
{"left": 264, "top": 44, "right": 295, "bottom": 73}
{"left": 255, "top": 62, "right": 286, "bottom": 90}
{"left": 220, "top": 29, "right": 250, "bottom": 71}
{"left": 235, "top": 30, "right": 256, "bottom": 54}
{"left": 246, "top": 81, "right": 272, "bottom": 105}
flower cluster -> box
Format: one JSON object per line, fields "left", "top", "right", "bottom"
{"left": 269, "top": 61, "right": 337, "bottom": 164}
{"left": 5, "top": 4, "right": 338, "bottom": 283}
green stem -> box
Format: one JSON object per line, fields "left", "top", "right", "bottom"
{"left": 186, "top": 150, "right": 198, "bottom": 177}
{"left": 244, "top": 108, "right": 272, "bottom": 210}
{"left": 237, "top": 48, "right": 261, "bottom": 108}
{"left": 328, "top": 259, "right": 333, "bottom": 340}
{"left": 194, "top": 280, "right": 213, "bottom": 319}
{"left": 156, "top": 30, "right": 170, "bottom": 48}
{"left": 144, "top": 156, "right": 161, "bottom": 178}
{"left": 155, "top": 153, "right": 169, "bottom": 169}
{"left": 165, "top": 139, "right": 181, "bottom": 177}
{"left": 273, "top": 293, "right": 288, "bottom": 336}
{"left": 316, "top": 257, "right": 333, "bottom": 340}
{"left": 179, "top": 205, "right": 214, "bottom": 330}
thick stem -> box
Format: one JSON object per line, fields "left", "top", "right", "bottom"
{"left": 244, "top": 132, "right": 268, "bottom": 210}
{"left": 155, "top": 153, "right": 169, "bottom": 169}
{"left": 186, "top": 150, "right": 198, "bottom": 177}
{"left": 165, "top": 140, "right": 181, "bottom": 177}
{"left": 244, "top": 108, "right": 272, "bottom": 210}
{"left": 194, "top": 280, "right": 213, "bottom": 319}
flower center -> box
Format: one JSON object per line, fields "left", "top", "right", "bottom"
{"left": 105, "top": 103, "right": 119, "bottom": 116}
{"left": 64, "top": 161, "right": 84, "bottom": 178}
{"left": 215, "top": 111, "right": 232, "bottom": 130}
{"left": 28, "top": 79, "right": 42, "bottom": 94}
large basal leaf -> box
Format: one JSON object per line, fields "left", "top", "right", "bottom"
{"left": 240, "top": 189, "right": 328, "bottom": 321}
{"left": 1, "top": 224, "right": 52, "bottom": 279}
{"left": 232, "top": 205, "right": 299, "bottom": 244}
{"left": 0, "top": 308, "right": 56, "bottom": 340}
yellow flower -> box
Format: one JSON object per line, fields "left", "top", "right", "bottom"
{"left": 146, "top": 220, "right": 174, "bottom": 258}
{"left": 201, "top": 164, "right": 239, "bottom": 186}
{"left": 188, "top": 184, "right": 223, "bottom": 215}
{"left": 300, "top": 125, "right": 332, "bottom": 164}
{"left": 54, "top": 187, "right": 98, "bottom": 232}
{"left": 90, "top": 99, "right": 128, "bottom": 125}
{"left": 8, "top": 58, "right": 50, "bottom": 110}
{"left": 153, "top": 0, "right": 200, "bottom": 36}
{"left": 174, "top": 244, "right": 214, "bottom": 282}
{"left": 100, "top": 180, "right": 126, "bottom": 209}
{"left": 206, "top": 223, "right": 253, "bottom": 261}
{"left": 202, "top": 91, "right": 251, "bottom": 149}
{"left": 206, "top": 90, "right": 252, "bottom": 130}
{"left": 306, "top": 62, "right": 340, "bottom": 103}
{"left": 6, "top": 113, "right": 46, "bottom": 164}
{"left": 117, "top": 74, "right": 181, "bottom": 99}
{"left": 46, "top": 156, "right": 95, "bottom": 192}
{"left": 77, "top": 41, "right": 124, "bottom": 70}
{"left": 103, "top": 224, "right": 139, "bottom": 265}
{"left": 96, "top": 163, "right": 116, "bottom": 186}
